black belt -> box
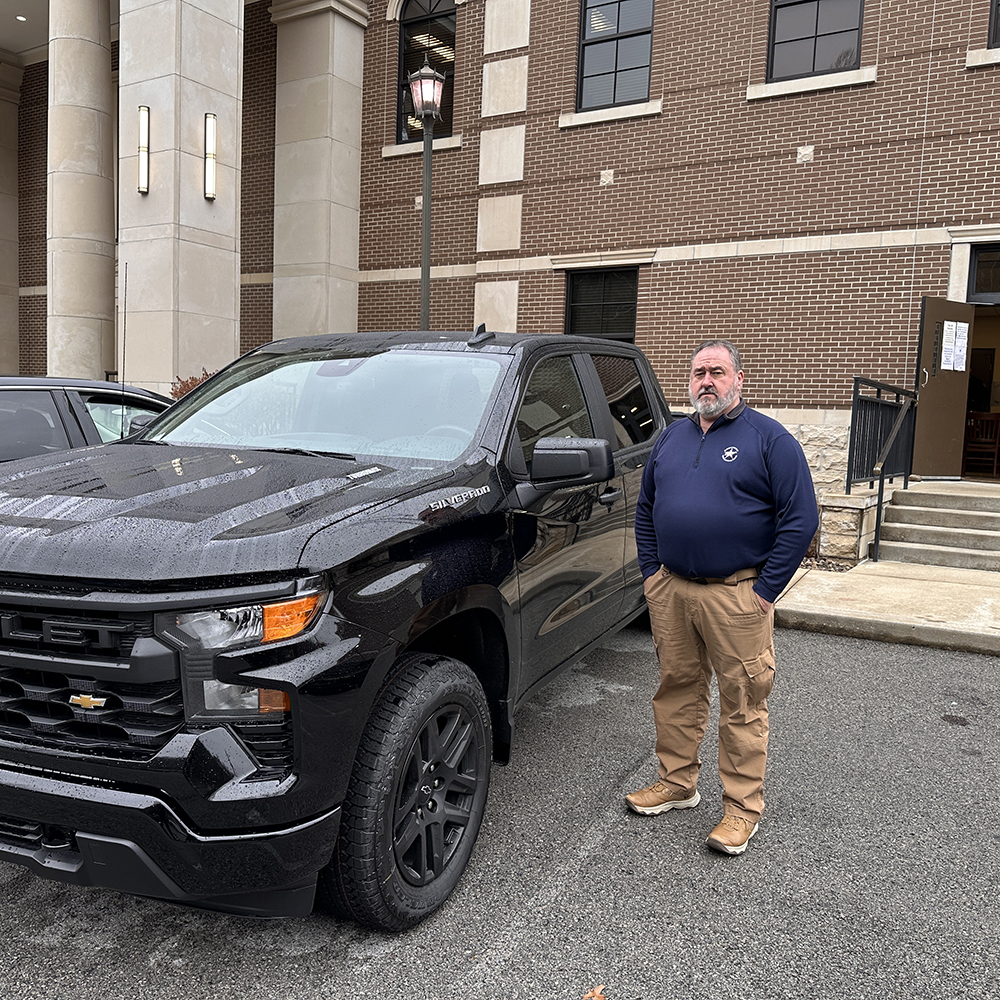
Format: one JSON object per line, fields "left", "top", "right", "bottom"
{"left": 671, "top": 568, "right": 759, "bottom": 586}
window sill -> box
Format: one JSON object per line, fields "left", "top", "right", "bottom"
{"left": 966, "top": 48, "right": 1000, "bottom": 68}
{"left": 746, "top": 65, "right": 877, "bottom": 101}
{"left": 381, "top": 134, "right": 463, "bottom": 158}
{"left": 558, "top": 100, "right": 662, "bottom": 130}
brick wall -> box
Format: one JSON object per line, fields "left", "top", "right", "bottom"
{"left": 240, "top": 0, "right": 276, "bottom": 352}
{"left": 357, "top": 0, "right": 1000, "bottom": 416}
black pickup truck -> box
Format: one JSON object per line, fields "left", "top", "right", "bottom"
{"left": 0, "top": 330, "right": 671, "bottom": 930}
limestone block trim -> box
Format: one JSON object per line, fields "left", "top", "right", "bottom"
{"left": 359, "top": 263, "right": 478, "bottom": 282}
{"left": 478, "top": 124, "right": 525, "bottom": 185}
{"left": 19, "top": 286, "right": 46, "bottom": 297}
{"left": 241, "top": 272, "right": 275, "bottom": 285}
{"left": 965, "top": 47, "right": 1000, "bottom": 69}
{"left": 358, "top": 226, "right": 961, "bottom": 283}
{"left": 947, "top": 223, "right": 1000, "bottom": 242}
{"left": 269, "top": 0, "right": 370, "bottom": 30}
{"left": 746, "top": 65, "right": 877, "bottom": 102}
{"left": 552, "top": 248, "right": 658, "bottom": 268}
{"left": 274, "top": 262, "right": 364, "bottom": 282}
{"left": 484, "top": 0, "right": 530, "bottom": 54}
{"left": 948, "top": 243, "right": 971, "bottom": 302}
{"left": 481, "top": 56, "right": 528, "bottom": 117}
{"left": 474, "top": 279, "right": 519, "bottom": 332}
{"left": 558, "top": 99, "right": 662, "bottom": 130}
{"left": 381, "top": 134, "right": 463, "bottom": 158}
{"left": 476, "top": 193, "right": 522, "bottom": 252}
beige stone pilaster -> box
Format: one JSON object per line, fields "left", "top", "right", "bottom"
{"left": 270, "top": 0, "right": 368, "bottom": 339}
{"left": 47, "top": 0, "right": 116, "bottom": 379}
{"left": 0, "top": 58, "right": 23, "bottom": 375}
{"left": 118, "top": 0, "right": 244, "bottom": 395}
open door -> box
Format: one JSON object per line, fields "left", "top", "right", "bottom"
{"left": 911, "top": 297, "right": 975, "bottom": 477}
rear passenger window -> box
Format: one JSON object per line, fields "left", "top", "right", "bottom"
{"left": 591, "top": 354, "right": 656, "bottom": 448}
{"left": 0, "top": 390, "right": 70, "bottom": 462}
{"left": 513, "top": 356, "right": 594, "bottom": 471}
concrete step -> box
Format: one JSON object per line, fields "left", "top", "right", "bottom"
{"left": 882, "top": 503, "right": 1000, "bottom": 532}
{"left": 873, "top": 539, "right": 1000, "bottom": 571}
{"left": 879, "top": 521, "right": 1000, "bottom": 551}
{"left": 894, "top": 485, "right": 1000, "bottom": 514}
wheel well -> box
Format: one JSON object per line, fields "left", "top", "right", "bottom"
{"left": 405, "top": 608, "right": 512, "bottom": 763}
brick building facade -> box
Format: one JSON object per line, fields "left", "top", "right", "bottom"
{"left": 7, "top": 0, "right": 1000, "bottom": 495}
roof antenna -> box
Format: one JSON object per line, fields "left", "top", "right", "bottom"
{"left": 468, "top": 322, "right": 494, "bottom": 346}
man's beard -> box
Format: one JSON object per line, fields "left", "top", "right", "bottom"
{"left": 690, "top": 384, "right": 739, "bottom": 419}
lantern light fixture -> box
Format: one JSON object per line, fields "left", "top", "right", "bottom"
{"left": 137, "top": 106, "right": 150, "bottom": 194}
{"left": 204, "top": 113, "right": 217, "bottom": 200}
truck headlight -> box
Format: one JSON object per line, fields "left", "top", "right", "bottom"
{"left": 170, "top": 591, "right": 325, "bottom": 650}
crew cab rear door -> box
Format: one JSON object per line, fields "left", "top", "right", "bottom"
{"left": 505, "top": 349, "right": 627, "bottom": 700}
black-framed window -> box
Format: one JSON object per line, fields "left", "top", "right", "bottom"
{"left": 991, "top": 0, "right": 1000, "bottom": 48}
{"left": 577, "top": 0, "right": 653, "bottom": 112}
{"left": 566, "top": 269, "right": 638, "bottom": 342}
{"left": 398, "top": 0, "right": 456, "bottom": 144}
{"left": 768, "top": 0, "right": 863, "bottom": 83}
{"left": 969, "top": 245, "right": 1000, "bottom": 303}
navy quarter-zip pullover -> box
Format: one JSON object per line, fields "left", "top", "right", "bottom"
{"left": 635, "top": 402, "right": 819, "bottom": 603}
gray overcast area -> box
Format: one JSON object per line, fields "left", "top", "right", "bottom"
{"left": 0, "top": 624, "right": 996, "bottom": 1000}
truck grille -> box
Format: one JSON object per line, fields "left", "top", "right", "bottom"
{"left": 0, "top": 666, "right": 184, "bottom": 760}
{"left": 0, "top": 604, "right": 152, "bottom": 661}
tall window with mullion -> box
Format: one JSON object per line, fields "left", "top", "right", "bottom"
{"left": 567, "top": 269, "right": 638, "bottom": 342}
{"left": 398, "top": 0, "right": 456, "bottom": 144}
{"left": 968, "top": 245, "right": 1000, "bottom": 303}
{"left": 578, "top": 0, "right": 653, "bottom": 111}
{"left": 768, "top": 0, "right": 863, "bottom": 83}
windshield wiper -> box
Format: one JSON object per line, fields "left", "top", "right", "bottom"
{"left": 253, "top": 446, "right": 356, "bottom": 461}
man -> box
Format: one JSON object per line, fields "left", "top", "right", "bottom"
{"left": 627, "top": 339, "right": 818, "bottom": 855}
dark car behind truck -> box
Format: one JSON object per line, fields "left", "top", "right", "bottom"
{"left": 0, "top": 330, "right": 671, "bottom": 930}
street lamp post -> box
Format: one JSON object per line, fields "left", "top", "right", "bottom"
{"left": 408, "top": 57, "right": 445, "bottom": 331}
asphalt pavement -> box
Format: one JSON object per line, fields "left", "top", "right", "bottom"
{"left": 0, "top": 622, "right": 996, "bottom": 1000}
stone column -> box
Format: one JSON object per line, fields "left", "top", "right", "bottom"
{"left": 46, "top": 0, "right": 116, "bottom": 378}
{"left": 118, "top": 0, "right": 243, "bottom": 395}
{"left": 270, "top": 0, "right": 368, "bottom": 338}
{"left": 0, "top": 59, "right": 23, "bottom": 374}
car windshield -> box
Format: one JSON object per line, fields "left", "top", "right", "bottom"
{"left": 147, "top": 348, "right": 507, "bottom": 463}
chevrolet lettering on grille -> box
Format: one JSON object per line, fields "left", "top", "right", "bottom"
{"left": 68, "top": 694, "right": 107, "bottom": 710}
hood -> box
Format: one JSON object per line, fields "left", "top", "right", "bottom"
{"left": 0, "top": 444, "right": 452, "bottom": 584}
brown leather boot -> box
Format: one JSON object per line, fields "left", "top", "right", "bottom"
{"left": 706, "top": 815, "right": 758, "bottom": 855}
{"left": 625, "top": 780, "right": 700, "bottom": 815}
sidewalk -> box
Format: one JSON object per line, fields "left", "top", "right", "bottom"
{"left": 775, "top": 560, "right": 1000, "bottom": 655}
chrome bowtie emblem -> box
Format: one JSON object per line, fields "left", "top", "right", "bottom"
{"left": 722, "top": 446, "right": 739, "bottom": 463}
{"left": 69, "top": 694, "right": 107, "bottom": 710}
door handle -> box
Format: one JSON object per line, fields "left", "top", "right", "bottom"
{"left": 921, "top": 367, "right": 929, "bottom": 388}
{"left": 598, "top": 488, "right": 622, "bottom": 506}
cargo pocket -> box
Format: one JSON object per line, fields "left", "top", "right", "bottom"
{"left": 742, "top": 650, "right": 775, "bottom": 706}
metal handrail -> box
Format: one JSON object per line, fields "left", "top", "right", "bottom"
{"left": 845, "top": 377, "right": 918, "bottom": 562}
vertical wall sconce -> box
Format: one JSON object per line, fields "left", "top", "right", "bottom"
{"left": 137, "top": 106, "right": 150, "bottom": 194}
{"left": 203, "top": 113, "right": 217, "bottom": 200}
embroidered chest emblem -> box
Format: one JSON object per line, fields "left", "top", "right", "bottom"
{"left": 722, "top": 446, "right": 739, "bottom": 463}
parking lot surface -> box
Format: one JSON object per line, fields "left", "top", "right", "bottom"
{"left": 0, "top": 624, "right": 996, "bottom": 1000}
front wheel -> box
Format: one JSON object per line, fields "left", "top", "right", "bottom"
{"left": 319, "top": 653, "right": 492, "bottom": 930}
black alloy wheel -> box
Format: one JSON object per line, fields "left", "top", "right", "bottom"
{"left": 318, "top": 653, "right": 492, "bottom": 931}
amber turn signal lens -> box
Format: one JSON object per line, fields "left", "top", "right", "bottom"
{"left": 262, "top": 593, "right": 324, "bottom": 643}
{"left": 257, "top": 687, "right": 291, "bottom": 713}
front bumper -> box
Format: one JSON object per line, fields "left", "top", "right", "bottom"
{"left": 0, "top": 764, "right": 340, "bottom": 917}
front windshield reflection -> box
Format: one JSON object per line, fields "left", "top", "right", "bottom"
{"left": 147, "top": 349, "right": 507, "bottom": 463}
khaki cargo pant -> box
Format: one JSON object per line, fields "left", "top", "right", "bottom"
{"left": 644, "top": 567, "right": 775, "bottom": 823}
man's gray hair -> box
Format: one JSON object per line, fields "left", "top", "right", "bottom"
{"left": 691, "top": 339, "right": 742, "bottom": 372}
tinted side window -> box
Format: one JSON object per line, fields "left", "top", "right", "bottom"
{"left": 591, "top": 354, "right": 656, "bottom": 447}
{"left": 81, "top": 395, "right": 165, "bottom": 442}
{"left": 515, "top": 356, "right": 594, "bottom": 470}
{"left": 0, "top": 390, "right": 71, "bottom": 461}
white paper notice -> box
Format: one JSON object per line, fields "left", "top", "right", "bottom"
{"left": 941, "top": 320, "right": 956, "bottom": 371}
{"left": 954, "top": 321, "right": 969, "bottom": 371}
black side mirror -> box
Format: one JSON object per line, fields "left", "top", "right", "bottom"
{"left": 126, "top": 413, "right": 158, "bottom": 436}
{"left": 515, "top": 437, "right": 614, "bottom": 506}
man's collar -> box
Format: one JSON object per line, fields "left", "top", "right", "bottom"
{"left": 686, "top": 399, "right": 747, "bottom": 430}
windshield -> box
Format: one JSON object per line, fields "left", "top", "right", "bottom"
{"left": 147, "top": 348, "right": 507, "bottom": 463}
